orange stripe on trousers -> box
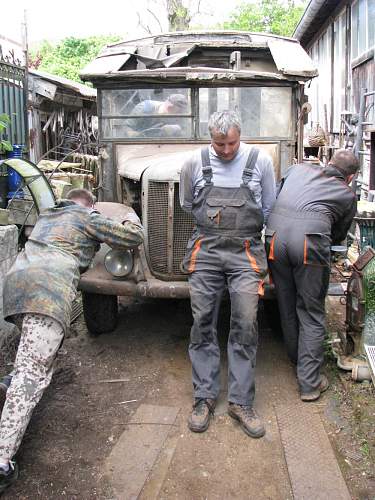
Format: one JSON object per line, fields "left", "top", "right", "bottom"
{"left": 189, "top": 238, "right": 202, "bottom": 273}
{"left": 245, "top": 240, "right": 260, "bottom": 273}
{"left": 268, "top": 235, "right": 275, "bottom": 260}
{"left": 258, "top": 280, "right": 265, "bottom": 296}
{"left": 303, "top": 237, "right": 308, "bottom": 265}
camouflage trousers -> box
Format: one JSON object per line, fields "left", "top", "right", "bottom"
{"left": 0, "top": 313, "right": 64, "bottom": 462}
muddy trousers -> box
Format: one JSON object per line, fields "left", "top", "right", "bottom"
{"left": 188, "top": 269, "right": 260, "bottom": 406}
{"left": 0, "top": 313, "right": 64, "bottom": 462}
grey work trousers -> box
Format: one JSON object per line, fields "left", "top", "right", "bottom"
{"left": 188, "top": 268, "right": 261, "bottom": 406}
{"left": 267, "top": 211, "right": 331, "bottom": 394}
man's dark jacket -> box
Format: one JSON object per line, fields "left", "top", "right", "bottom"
{"left": 269, "top": 162, "right": 356, "bottom": 244}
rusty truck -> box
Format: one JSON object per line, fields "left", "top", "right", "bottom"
{"left": 79, "top": 31, "right": 317, "bottom": 334}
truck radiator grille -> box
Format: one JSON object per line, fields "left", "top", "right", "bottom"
{"left": 147, "top": 181, "right": 194, "bottom": 279}
{"left": 173, "top": 187, "right": 194, "bottom": 274}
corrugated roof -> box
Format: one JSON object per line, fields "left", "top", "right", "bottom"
{"left": 29, "top": 69, "right": 96, "bottom": 99}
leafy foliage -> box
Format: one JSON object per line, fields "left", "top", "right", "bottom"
{"left": 223, "top": 0, "right": 305, "bottom": 37}
{"left": 167, "top": 0, "right": 191, "bottom": 30}
{"left": 0, "top": 114, "right": 13, "bottom": 154}
{"left": 29, "top": 35, "right": 122, "bottom": 83}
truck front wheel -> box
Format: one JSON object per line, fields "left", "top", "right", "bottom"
{"left": 82, "top": 292, "right": 118, "bottom": 335}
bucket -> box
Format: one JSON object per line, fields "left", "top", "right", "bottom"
{"left": 7, "top": 145, "right": 24, "bottom": 199}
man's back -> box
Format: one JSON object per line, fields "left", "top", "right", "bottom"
{"left": 3, "top": 200, "right": 143, "bottom": 331}
{"left": 29, "top": 201, "right": 101, "bottom": 270}
{"left": 274, "top": 162, "right": 356, "bottom": 224}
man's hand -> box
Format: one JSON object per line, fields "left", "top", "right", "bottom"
{"left": 122, "top": 212, "right": 141, "bottom": 225}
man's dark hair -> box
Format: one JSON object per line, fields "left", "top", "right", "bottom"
{"left": 66, "top": 188, "right": 95, "bottom": 207}
{"left": 329, "top": 149, "right": 360, "bottom": 177}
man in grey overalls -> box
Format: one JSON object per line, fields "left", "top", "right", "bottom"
{"left": 266, "top": 150, "right": 359, "bottom": 401}
{"left": 180, "top": 110, "right": 276, "bottom": 437}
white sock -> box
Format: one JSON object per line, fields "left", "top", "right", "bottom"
{"left": 0, "top": 462, "right": 9, "bottom": 471}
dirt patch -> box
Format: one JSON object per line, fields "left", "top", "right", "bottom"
{"left": 323, "top": 298, "right": 375, "bottom": 499}
{"left": 0, "top": 297, "right": 374, "bottom": 499}
{"left": 0, "top": 307, "right": 159, "bottom": 499}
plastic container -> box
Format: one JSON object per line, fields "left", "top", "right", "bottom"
{"left": 7, "top": 145, "right": 24, "bottom": 199}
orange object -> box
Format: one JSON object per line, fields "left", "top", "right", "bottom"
{"left": 245, "top": 240, "right": 260, "bottom": 273}
{"left": 189, "top": 238, "right": 202, "bottom": 273}
{"left": 303, "top": 237, "right": 308, "bottom": 265}
{"left": 268, "top": 234, "right": 275, "bottom": 260}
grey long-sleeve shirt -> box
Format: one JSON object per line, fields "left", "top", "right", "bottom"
{"left": 179, "top": 142, "right": 276, "bottom": 223}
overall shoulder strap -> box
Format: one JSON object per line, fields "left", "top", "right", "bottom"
{"left": 242, "top": 147, "right": 260, "bottom": 185}
{"left": 201, "top": 147, "right": 213, "bottom": 185}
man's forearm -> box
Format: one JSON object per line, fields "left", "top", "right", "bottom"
{"left": 87, "top": 215, "right": 145, "bottom": 248}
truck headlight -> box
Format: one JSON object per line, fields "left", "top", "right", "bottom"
{"left": 104, "top": 249, "right": 133, "bottom": 277}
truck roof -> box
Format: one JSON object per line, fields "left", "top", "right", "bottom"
{"left": 80, "top": 30, "right": 318, "bottom": 84}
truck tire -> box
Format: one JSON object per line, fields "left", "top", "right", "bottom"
{"left": 82, "top": 292, "right": 118, "bottom": 335}
{"left": 263, "top": 299, "right": 282, "bottom": 333}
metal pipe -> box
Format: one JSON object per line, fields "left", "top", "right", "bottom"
{"left": 351, "top": 363, "right": 372, "bottom": 382}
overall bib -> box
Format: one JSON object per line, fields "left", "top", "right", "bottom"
{"left": 186, "top": 147, "right": 267, "bottom": 405}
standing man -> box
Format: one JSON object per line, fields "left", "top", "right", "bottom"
{"left": 266, "top": 150, "right": 359, "bottom": 401}
{"left": 0, "top": 188, "right": 144, "bottom": 493}
{"left": 180, "top": 110, "right": 276, "bottom": 438}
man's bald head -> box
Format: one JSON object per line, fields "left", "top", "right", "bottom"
{"left": 328, "top": 150, "right": 359, "bottom": 177}
{"left": 66, "top": 188, "right": 95, "bottom": 208}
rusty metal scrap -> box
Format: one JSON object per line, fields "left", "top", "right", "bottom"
{"left": 80, "top": 31, "right": 318, "bottom": 82}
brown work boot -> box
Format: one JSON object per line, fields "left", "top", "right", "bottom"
{"left": 188, "top": 398, "right": 215, "bottom": 433}
{"left": 228, "top": 404, "right": 266, "bottom": 438}
{"left": 300, "top": 374, "right": 329, "bottom": 402}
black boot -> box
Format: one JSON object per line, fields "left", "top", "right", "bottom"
{"left": 0, "top": 461, "right": 19, "bottom": 494}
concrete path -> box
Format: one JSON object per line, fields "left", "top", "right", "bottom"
{"left": 104, "top": 300, "right": 350, "bottom": 500}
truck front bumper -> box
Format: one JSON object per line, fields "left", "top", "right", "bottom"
{"left": 79, "top": 264, "right": 277, "bottom": 300}
{"left": 79, "top": 264, "right": 190, "bottom": 299}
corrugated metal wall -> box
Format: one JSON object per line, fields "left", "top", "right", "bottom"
{"left": 0, "top": 51, "right": 27, "bottom": 149}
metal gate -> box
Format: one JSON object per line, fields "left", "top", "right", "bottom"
{"left": 0, "top": 44, "right": 28, "bottom": 149}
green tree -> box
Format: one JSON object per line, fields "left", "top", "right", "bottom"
{"left": 29, "top": 35, "right": 122, "bottom": 83}
{"left": 223, "top": 0, "right": 305, "bottom": 37}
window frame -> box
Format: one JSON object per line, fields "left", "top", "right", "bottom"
{"left": 99, "top": 85, "right": 295, "bottom": 142}
{"left": 351, "top": 0, "right": 375, "bottom": 60}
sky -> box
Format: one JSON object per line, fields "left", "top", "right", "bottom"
{"left": 2, "top": 0, "right": 243, "bottom": 47}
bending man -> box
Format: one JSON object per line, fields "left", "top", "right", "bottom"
{"left": 266, "top": 150, "right": 359, "bottom": 401}
{"left": 0, "top": 188, "right": 144, "bottom": 493}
